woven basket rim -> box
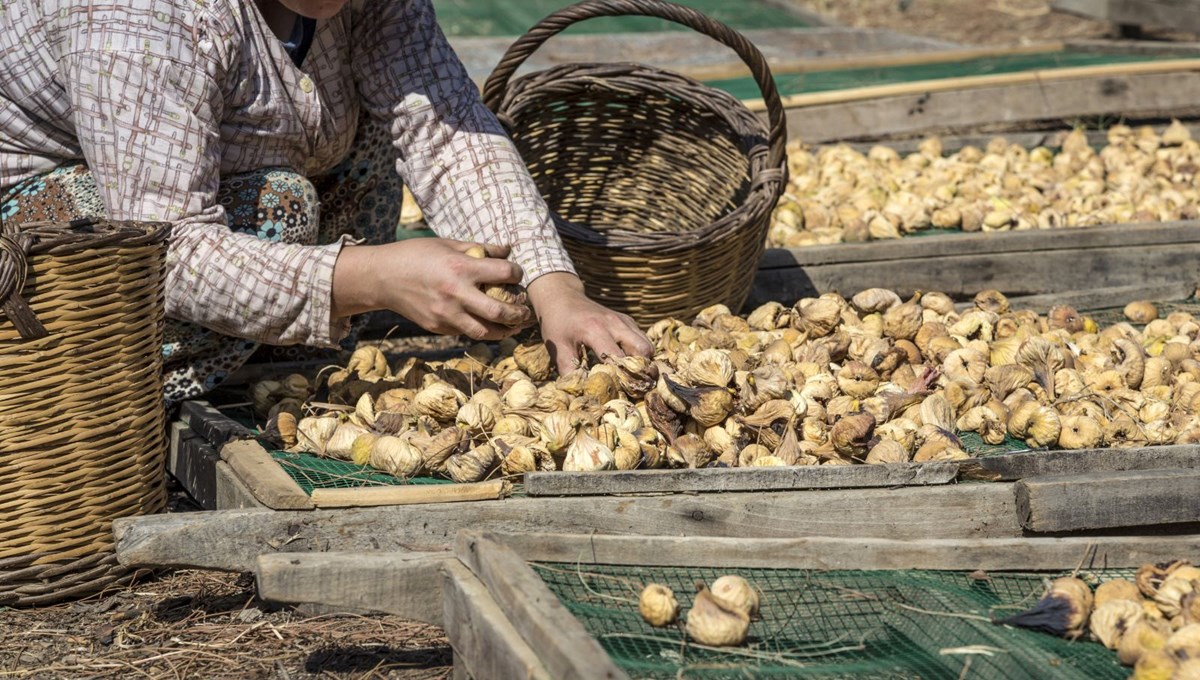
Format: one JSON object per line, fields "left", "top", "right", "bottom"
{"left": 498, "top": 62, "right": 787, "bottom": 250}
{"left": 10, "top": 219, "right": 170, "bottom": 255}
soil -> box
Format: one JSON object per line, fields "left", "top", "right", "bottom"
{"left": 791, "top": 0, "right": 1199, "bottom": 46}
{"left": 0, "top": 480, "right": 451, "bottom": 680}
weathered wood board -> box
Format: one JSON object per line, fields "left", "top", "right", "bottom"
{"left": 1016, "top": 468, "right": 1200, "bottom": 532}
{"left": 749, "top": 221, "right": 1200, "bottom": 305}
{"left": 441, "top": 561, "right": 552, "bottom": 680}
{"left": 524, "top": 460, "right": 957, "bottom": 496}
{"left": 113, "top": 482, "right": 1022, "bottom": 572}
{"left": 456, "top": 535, "right": 628, "bottom": 680}
{"left": 255, "top": 551, "right": 450, "bottom": 624}
{"left": 963, "top": 444, "right": 1200, "bottom": 482}
{"left": 478, "top": 530, "right": 1200, "bottom": 571}
{"left": 770, "top": 70, "right": 1200, "bottom": 144}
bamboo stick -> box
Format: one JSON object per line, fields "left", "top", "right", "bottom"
{"left": 309, "top": 478, "right": 512, "bottom": 508}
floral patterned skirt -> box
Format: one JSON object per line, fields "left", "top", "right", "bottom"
{"left": 0, "top": 112, "right": 402, "bottom": 406}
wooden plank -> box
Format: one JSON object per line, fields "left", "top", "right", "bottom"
{"left": 220, "top": 439, "right": 314, "bottom": 510}
{"left": 760, "top": 221, "right": 1200, "bottom": 268}
{"left": 748, "top": 241, "right": 1200, "bottom": 306}
{"left": 1066, "top": 38, "right": 1200, "bottom": 58}
{"left": 525, "top": 461, "right": 957, "bottom": 496}
{"left": 456, "top": 534, "right": 628, "bottom": 680}
{"left": 776, "top": 72, "right": 1200, "bottom": 143}
{"left": 1051, "top": 0, "right": 1111, "bottom": 19}
{"left": 487, "top": 531, "right": 1200, "bottom": 570}
{"left": 1109, "top": 0, "right": 1200, "bottom": 34}
{"left": 962, "top": 444, "right": 1200, "bottom": 482}
{"left": 112, "top": 482, "right": 1021, "bottom": 571}
{"left": 442, "top": 561, "right": 552, "bottom": 680}
{"left": 1017, "top": 468, "right": 1200, "bottom": 532}
{"left": 214, "top": 460, "right": 267, "bottom": 510}
{"left": 309, "top": 479, "right": 513, "bottom": 508}
{"left": 168, "top": 421, "right": 219, "bottom": 511}
{"left": 255, "top": 551, "right": 451, "bottom": 625}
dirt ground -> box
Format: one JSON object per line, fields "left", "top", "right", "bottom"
{"left": 0, "top": 480, "right": 451, "bottom": 680}
{"left": 792, "top": 0, "right": 1198, "bottom": 45}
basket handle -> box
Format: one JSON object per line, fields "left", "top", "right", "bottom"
{"left": 481, "top": 0, "right": 788, "bottom": 170}
{"left": 0, "top": 232, "right": 47, "bottom": 340}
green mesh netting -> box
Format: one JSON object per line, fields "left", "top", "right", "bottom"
{"left": 958, "top": 432, "right": 1031, "bottom": 458}
{"left": 534, "top": 563, "right": 1133, "bottom": 679}
{"left": 268, "top": 450, "right": 451, "bottom": 494}
{"left": 706, "top": 50, "right": 1167, "bottom": 101}
{"left": 432, "top": 0, "right": 811, "bottom": 37}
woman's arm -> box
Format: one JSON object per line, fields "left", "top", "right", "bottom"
{"left": 351, "top": 0, "right": 652, "bottom": 370}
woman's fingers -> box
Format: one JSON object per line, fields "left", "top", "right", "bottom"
{"left": 615, "top": 317, "right": 654, "bottom": 357}
{"left": 460, "top": 286, "right": 532, "bottom": 329}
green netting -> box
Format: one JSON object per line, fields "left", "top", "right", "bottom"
{"left": 432, "top": 0, "right": 810, "bottom": 37}
{"left": 957, "top": 432, "right": 1031, "bottom": 458}
{"left": 706, "top": 50, "right": 1166, "bottom": 101}
{"left": 268, "top": 450, "right": 451, "bottom": 494}
{"left": 534, "top": 563, "right": 1134, "bottom": 679}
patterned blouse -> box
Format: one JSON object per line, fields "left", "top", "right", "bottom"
{"left": 0, "top": 0, "right": 574, "bottom": 347}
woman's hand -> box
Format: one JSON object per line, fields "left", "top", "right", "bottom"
{"left": 332, "top": 238, "right": 534, "bottom": 340}
{"left": 527, "top": 272, "right": 654, "bottom": 375}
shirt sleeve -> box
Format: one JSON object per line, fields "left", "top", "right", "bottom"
{"left": 61, "top": 50, "right": 349, "bottom": 347}
{"left": 351, "top": 0, "right": 577, "bottom": 285}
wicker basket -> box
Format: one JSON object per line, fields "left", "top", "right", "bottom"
{"left": 0, "top": 219, "right": 169, "bottom": 606}
{"left": 482, "top": 0, "right": 788, "bottom": 327}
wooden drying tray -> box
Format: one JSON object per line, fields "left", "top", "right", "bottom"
{"left": 170, "top": 401, "right": 510, "bottom": 511}
{"left": 241, "top": 530, "right": 1200, "bottom": 679}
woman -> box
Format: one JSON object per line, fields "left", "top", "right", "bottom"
{"left": 0, "top": 0, "right": 652, "bottom": 404}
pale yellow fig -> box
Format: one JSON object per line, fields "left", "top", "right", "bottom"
{"left": 1090, "top": 599, "right": 1143, "bottom": 649}
{"left": 710, "top": 575, "right": 760, "bottom": 618}
{"left": 369, "top": 434, "right": 423, "bottom": 478}
{"left": 455, "top": 401, "right": 496, "bottom": 435}
{"left": 667, "top": 433, "right": 715, "bottom": 469}
{"left": 836, "top": 360, "right": 880, "bottom": 398}
{"left": 350, "top": 432, "right": 379, "bottom": 466}
{"left": 513, "top": 341, "right": 553, "bottom": 381}
{"left": 1058, "top": 415, "right": 1104, "bottom": 450}
{"left": 882, "top": 294, "right": 923, "bottom": 340}
{"left": 1119, "top": 619, "right": 1170, "bottom": 666}
{"left": 1166, "top": 624, "right": 1200, "bottom": 660}
{"left": 413, "top": 382, "right": 467, "bottom": 421}
{"left": 865, "top": 438, "right": 909, "bottom": 464}
{"left": 346, "top": 345, "right": 389, "bottom": 381}
{"left": 1095, "top": 579, "right": 1142, "bottom": 608}
{"left": 296, "top": 415, "right": 339, "bottom": 455}
{"left": 686, "top": 587, "right": 751, "bottom": 647}
{"left": 493, "top": 413, "right": 532, "bottom": 437}
{"left": 1132, "top": 649, "right": 1178, "bottom": 679}
{"left": 563, "top": 432, "right": 616, "bottom": 472}
{"left": 445, "top": 443, "right": 498, "bottom": 483}
{"left": 324, "top": 422, "right": 370, "bottom": 461}
{"left": 681, "top": 349, "right": 735, "bottom": 387}
{"left": 639, "top": 584, "right": 679, "bottom": 627}
{"left": 829, "top": 413, "right": 876, "bottom": 459}
{"left": 850, "top": 288, "right": 901, "bottom": 314}
{"left": 539, "top": 410, "right": 584, "bottom": 454}
{"left": 918, "top": 394, "right": 956, "bottom": 431}
{"left": 793, "top": 297, "right": 843, "bottom": 338}
{"left": 1155, "top": 577, "right": 1197, "bottom": 618}
{"left": 737, "top": 443, "right": 772, "bottom": 468}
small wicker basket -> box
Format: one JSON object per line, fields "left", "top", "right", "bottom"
{"left": 0, "top": 219, "right": 169, "bottom": 606}
{"left": 483, "top": 0, "right": 788, "bottom": 327}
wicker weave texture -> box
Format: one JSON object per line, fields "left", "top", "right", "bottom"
{"left": 0, "top": 220, "right": 169, "bottom": 606}
{"left": 483, "top": 0, "right": 788, "bottom": 327}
